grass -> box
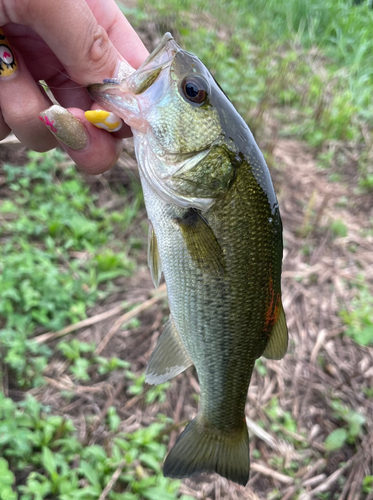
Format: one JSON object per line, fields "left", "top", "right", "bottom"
{"left": 0, "top": 150, "right": 139, "bottom": 388}
{"left": 340, "top": 281, "right": 373, "bottom": 346}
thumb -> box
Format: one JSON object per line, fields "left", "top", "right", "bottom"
{"left": 2, "top": 0, "right": 142, "bottom": 85}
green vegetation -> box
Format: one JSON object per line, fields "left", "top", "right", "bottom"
{"left": 340, "top": 281, "right": 373, "bottom": 346}
{"left": 266, "top": 397, "right": 298, "bottom": 437}
{"left": 324, "top": 400, "right": 366, "bottom": 450}
{"left": 330, "top": 219, "right": 348, "bottom": 238}
{"left": 126, "top": 372, "right": 171, "bottom": 404}
{"left": 0, "top": 150, "right": 139, "bottom": 388}
{"left": 363, "top": 475, "right": 373, "bottom": 494}
{"left": 0, "top": 393, "right": 193, "bottom": 500}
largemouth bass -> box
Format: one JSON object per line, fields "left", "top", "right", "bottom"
{"left": 89, "top": 33, "right": 288, "bottom": 486}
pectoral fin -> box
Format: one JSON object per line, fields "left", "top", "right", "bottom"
{"left": 147, "top": 223, "right": 162, "bottom": 288}
{"left": 145, "top": 316, "right": 192, "bottom": 385}
{"left": 176, "top": 209, "right": 225, "bottom": 274}
{"left": 262, "top": 303, "right": 288, "bottom": 360}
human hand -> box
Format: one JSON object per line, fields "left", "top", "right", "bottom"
{"left": 0, "top": 0, "right": 149, "bottom": 173}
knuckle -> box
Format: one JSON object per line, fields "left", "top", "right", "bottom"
{"left": 84, "top": 25, "right": 112, "bottom": 69}
{"left": 68, "top": 24, "right": 115, "bottom": 84}
{"left": 77, "top": 143, "right": 120, "bottom": 175}
{"left": 4, "top": 100, "right": 40, "bottom": 127}
{"left": 2, "top": 99, "right": 57, "bottom": 152}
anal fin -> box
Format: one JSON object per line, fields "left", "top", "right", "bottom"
{"left": 263, "top": 303, "right": 288, "bottom": 360}
{"left": 147, "top": 223, "right": 162, "bottom": 288}
{"left": 145, "top": 316, "right": 192, "bottom": 385}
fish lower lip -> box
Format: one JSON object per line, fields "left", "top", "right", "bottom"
{"left": 88, "top": 83, "right": 100, "bottom": 92}
{"left": 87, "top": 82, "right": 123, "bottom": 101}
{"left": 87, "top": 87, "right": 101, "bottom": 101}
{"left": 87, "top": 83, "right": 108, "bottom": 97}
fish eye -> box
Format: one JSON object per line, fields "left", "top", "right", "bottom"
{"left": 181, "top": 76, "right": 208, "bottom": 105}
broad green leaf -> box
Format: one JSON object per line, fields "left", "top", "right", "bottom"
{"left": 79, "top": 461, "right": 100, "bottom": 487}
{"left": 325, "top": 428, "right": 348, "bottom": 451}
{"left": 0, "top": 201, "right": 17, "bottom": 214}
{"left": 41, "top": 447, "right": 57, "bottom": 476}
{"left": 363, "top": 475, "right": 373, "bottom": 494}
{"left": 0, "top": 459, "right": 15, "bottom": 487}
{"left": 142, "top": 486, "right": 177, "bottom": 500}
{"left": 139, "top": 453, "right": 161, "bottom": 473}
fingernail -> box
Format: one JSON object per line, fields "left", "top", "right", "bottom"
{"left": 39, "top": 105, "right": 88, "bottom": 150}
{"left": 85, "top": 109, "right": 123, "bottom": 132}
{"left": 0, "top": 29, "right": 18, "bottom": 79}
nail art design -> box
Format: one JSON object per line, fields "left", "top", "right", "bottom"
{"left": 85, "top": 110, "right": 123, "bottom": 132}
{"left": 0, "top": 29, "right": 18, "bottom": 78}
{"left": 39, "top": 115, "right": 58, "bottom": 133}
{"left": 39, "top": 105, "right": 88, "bottom": 150}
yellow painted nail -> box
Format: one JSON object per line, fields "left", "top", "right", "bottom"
{"left": 0, "top": 28, "right": 18, "bottom": 79}
{"left": 85, "top": 109, "right": 123, "bottom": 132}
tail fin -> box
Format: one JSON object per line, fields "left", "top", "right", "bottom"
{"left": 163, "top": 415, "right": 250, "bottom": 486}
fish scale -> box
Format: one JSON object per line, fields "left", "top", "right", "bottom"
{"left": 89, "top": 32, "right": 288, "bottom": 486}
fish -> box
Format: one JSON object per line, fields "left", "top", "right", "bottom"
{"left": 89, "top": 32, "right": 288, "bottom": 486}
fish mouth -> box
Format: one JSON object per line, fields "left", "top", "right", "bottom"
{"left": 88, "top": 33, "right": 180, "bottom": 129}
